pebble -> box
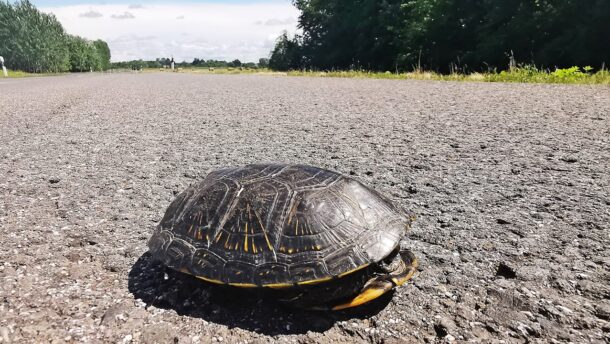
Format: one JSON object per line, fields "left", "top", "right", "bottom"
{"left": 0, "top": 328, "right": 9, "bottom": 343}
{"left": 594, "top": 304, "right": 610, "bottom": 320}
{"left": 121, "top": 334, "right": 132, "bottom": 344}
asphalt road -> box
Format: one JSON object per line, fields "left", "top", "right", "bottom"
{"left": 0, "top": 73, "right": 608, "bottom": 343}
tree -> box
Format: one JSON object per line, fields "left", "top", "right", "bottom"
{"left": 0, "top": 0, "right": 70, "bottom": 72}
{"left": 294, "top": 0, "right": 403, "bottom": 71}
{"left": 228, "top": 59, "right": 242, "bottom": 67}
{"left": 93, "top": 40, "right": 111, "bottom": 70}
{"left": 0, "top": 0, "right": 111, "bottom": 73}
{"left": 274, "top": 0, "right": 610, "bottom": 73}
{"left": 258, "top": 58, "right": 269, "bottom": 68}
{"left": 268, "top": 31, "right": 302, "bottom": 71}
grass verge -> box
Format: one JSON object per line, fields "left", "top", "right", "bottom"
{"left": 7, "top": 66, "right": 608, "bottom": 85}
{"left": 288, "top": 66, "right": 610, "bottom": 85}
{"left": 2, "top": 70, "right": 66, "bottom": 78}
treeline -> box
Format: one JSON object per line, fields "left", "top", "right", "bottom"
{"left": 270, "top": 0, "right": 610, "bottom": 73}
{"left": 0, "top": 0, "right": 111, "bottom": 72}
{"left": 112, "top": 58, "right": 270, "bottom": 70}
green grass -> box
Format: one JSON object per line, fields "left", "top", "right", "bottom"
{"left": 3, "top": 70, "right": 32, "bottom": 78}
{"left": 154, "top": 65, "right": 610, "bottom": 84}
{"left": 288, "top": 66, "right": 610, "bottom": 85}
{"left": 2, "top": 69, "right": 65, "bottom": 78}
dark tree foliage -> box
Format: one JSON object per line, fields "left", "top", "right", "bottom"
{"left": 0, "top": 0, "right": 111, "bottom": 72}
{"left": 269, "top": 0, "right": 610, "bottom": 73}
{"left": 258, "top": 58, "right": 269, "bottom": 68}
{"left": 228, "top": 59, "right": 242, "bottom": 67}
{"left": 268, "top": 31, "right": 303, "bottom": 71}
{"left": 294, "top": 0, "right": 403, "bottom": 71}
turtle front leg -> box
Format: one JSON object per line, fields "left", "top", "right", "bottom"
{"left": 332, "top": 247, "right": 418, "bottom": 310}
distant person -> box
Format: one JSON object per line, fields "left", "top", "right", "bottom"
{"left": 0, "top": 56, "right": 7, "bottom": 77}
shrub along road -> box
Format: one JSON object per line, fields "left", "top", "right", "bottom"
{"left": 0, "top": 73, "right": 608, "bottom": 343}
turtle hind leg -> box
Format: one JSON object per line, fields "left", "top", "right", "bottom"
{"left": 331, "top": 248, "right": 418, "bottom": 311}
{"left": 385, "top": 248, "right": 418, "bottom": 286}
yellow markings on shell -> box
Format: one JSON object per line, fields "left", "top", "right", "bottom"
{"left": 215, "top": 232, "right": 223, "bottom": 243}
{"left": 262, "top": 226, "right": 273, "bottom": 251}
{"left": 263, "top": 283, "right": 293, "bottom": 289}
{"left": 288, "top": 248, "right": 294, "bottom": 254}
{"left": 179, "top": 267, "right": 191, "bottom": 275}
{"left": 295, "top": 219, "right": 299, "bottom": 235}
{"left": 206, "top": 234, "right": 210, "bottom": 242}
{"left": 252, "top": 241, "right": 257, "bottom": 254}
{"left": 187, "top": 224, "right": 194, "bottom": 235}
{"left": 229, "top": 282, "right": 257, "bottom": 288}
{"left": 253, "top": 208, "right": 273, "bottom": 252}
{"left": 197, "top": 229, "right": 203, "bottom": 240}
{"left": 287, "top": 202, "right": 297, "bottom": 225}
{"left": 234, "top": 242, "right": 239, "bottom": 250}
{"left": 196, "top": 276, "right": 225, "bottom": 285}
{"left": 338, "top": 263, "right": 370, "bottom": 278}
{"left": 244, "top": 223, "right": 249, "bottom": 252}
{"left": 297, "top": 276, "right": 333, "bottom": 285}
{"left": 315, "top": 245, "right": 322, "bottom": 251}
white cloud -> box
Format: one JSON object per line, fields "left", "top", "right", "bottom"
{"left": 79, "top": 10, "right": 102, "bottom": 18}
{"left": 127, "top": 4, "right": 144, "bottom": 9}
{"left": 255, "top": 17, "right": 295, "bottom": 26}
{"left": 41, "top": 3, "right": 300, "bottom": 63}
{"left": 111, "top": 11, "right": 135, "bottom": 19}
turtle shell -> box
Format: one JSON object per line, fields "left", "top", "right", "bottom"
{"left": 148, "top": 164, "right": 410, "bottom": 287}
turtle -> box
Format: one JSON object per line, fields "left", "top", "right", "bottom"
{"left": 148, "top": 164, "right": 417, "bottom": 310}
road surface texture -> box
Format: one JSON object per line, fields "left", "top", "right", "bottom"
{"left": 0, "top": 73, "right": 609, "bottom": 343}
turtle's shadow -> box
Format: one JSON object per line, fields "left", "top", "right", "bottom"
{"left": 128, "top": 253, "right": 393, "bottom": 336}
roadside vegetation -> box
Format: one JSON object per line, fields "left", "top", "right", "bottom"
{"left": 269, "top": 0, "right": 609, "bottom": 76}
{"left": 1, "top": 69, "right": 63, "bottom": 78}
{"left": 0, "top": 0, "right": 111, "bottom": 73}
{"left": 288, "top": 66, "right": 610, "bottom": 85}
{"left": 2, "top": 0, "right": 607, "bottom": 86}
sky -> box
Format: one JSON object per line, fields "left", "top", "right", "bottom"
{"left": 33, "top": 1, "right": 299, "bottom": 62}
